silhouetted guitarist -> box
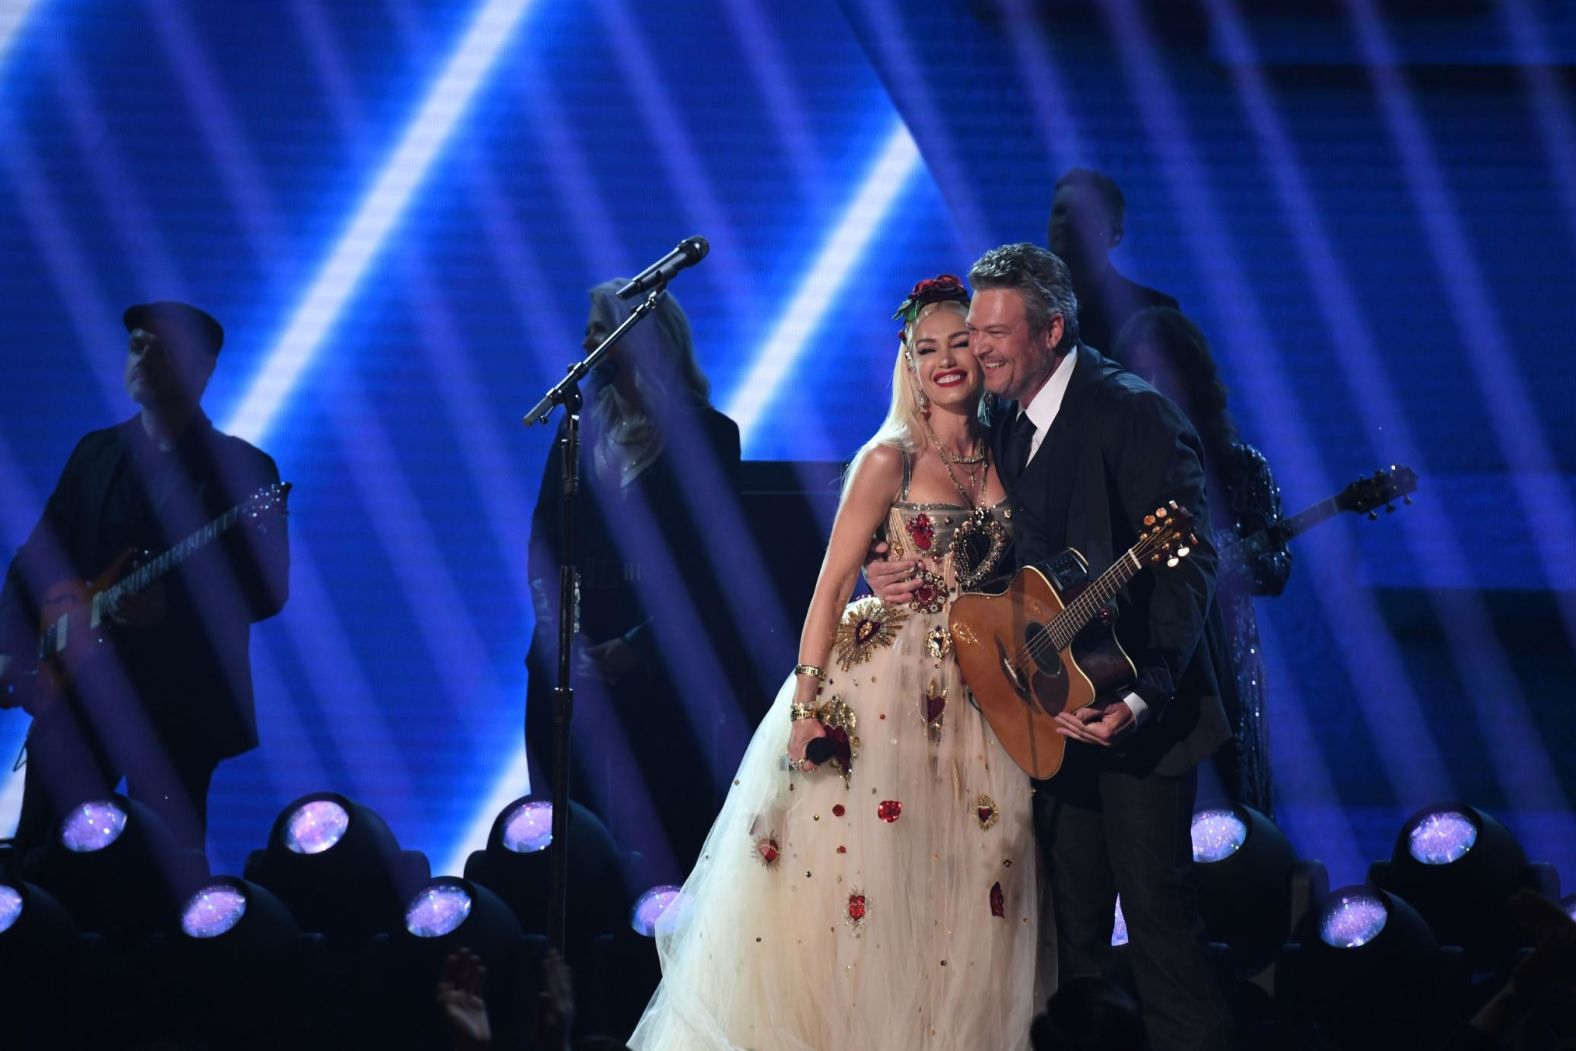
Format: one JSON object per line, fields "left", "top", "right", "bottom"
{"left": 0, "top": 302, "right": 289, "bottom": 852}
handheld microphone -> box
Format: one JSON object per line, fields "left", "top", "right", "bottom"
{"left": 805, "top": 737, "right": 837, "bottom": 765}
{"left": 616, "top": 236, "right": 709, "bottom": 299}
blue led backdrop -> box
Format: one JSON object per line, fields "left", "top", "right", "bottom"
{"left": 0, "top": 0, "right": 1572, "bottom": 890}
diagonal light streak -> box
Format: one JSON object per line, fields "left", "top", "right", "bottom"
{"left": 0, "top": 0, "right": 40, "bottom": 70}
{"left": 223, "top": 0, "right": 538, "bottom": 445}
{"left": 726, "top": 120, "right": 921, "bottom": 453}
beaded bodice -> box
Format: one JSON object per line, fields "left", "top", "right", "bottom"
{"left": 888, "top": 501, "right": 1011, "bottom": 565}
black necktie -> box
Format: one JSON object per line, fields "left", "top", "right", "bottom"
{"left": 1007, "top": 411, "right": 1037, "bottom": 479}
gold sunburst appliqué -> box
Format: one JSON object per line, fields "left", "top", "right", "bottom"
{"left": 834, "top": 597, "right": 908, "bottom": 670}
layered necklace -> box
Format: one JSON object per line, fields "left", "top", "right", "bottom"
{"left": 924, "top": 425, "right": 1008, "bottom": 590}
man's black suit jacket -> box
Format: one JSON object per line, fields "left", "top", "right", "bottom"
{"left": 993, "top": 345, "right": 1229, "bottom": 777}
{"left": 0, "top": 415, "right": 289, "bottom": 763}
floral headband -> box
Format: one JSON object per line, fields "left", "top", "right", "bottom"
{"left": 892, "top": 274, "right": 971, "bottom": 343}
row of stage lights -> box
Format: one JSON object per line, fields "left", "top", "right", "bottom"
{"left": 6, "top": 793, "right": 1575, "bottom": 1046}
{"left": 1108, "top": 801, "right": 1576, "bottom": 1048}
{"left": 0, "top": 793, "right": 680, "bottom": 948}
{"left": 0, "top": 792, "right": 678, "bottom": 1046}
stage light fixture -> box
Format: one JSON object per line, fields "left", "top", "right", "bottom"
{"left": 463, "top": 796, "right": 623, "bottom": 947}
{"left": 0, "top": 878, "right": 93, "bottom": 1047}
{"left": 399, "top": 877, "right": 522, "bottom": 956}
{"left": 175, "top": 876, "right": 301, "bottom": 953}
{"left": 630, "top": 884, "right": 683, "bottom": 938}
{"left": 378, "top": 877, "right": 532, "bottom": 1049}
{"left": 1369, "top": 802, "right": 1553, "bottom": 967}
{"left": 181, "top": 881, "right": 248, "bottom": 939}
{"left": 245, "top": 792, "right": 429, "bottom": 943}
{"left": 406, "top": 880, "right": 474, "bottom": 938}
{"left": 1191, "top": 804, "right": 1316, "bottom": 976}
{"left": 167, "top": 876, "right": 317, "bottom": 1049}
{"left": 1280, "top": 884, "right": 1469, "bottom": 1050}
{"left": 283, "top": 799, "right": 351, "bottom": 855}
{"left": 1318, "top": 888, "right": 1390, "bottom": 948}
{"left": 25, "top": 795, "right": 205, "bottom": 938}
{"left": 0, "top": 883, "right": 19, "bottom": 934}
{"left": 1563, "top": 893, "right": 1576, "bottom": 922}
{"left": 1407, "top": 808, "right": 1477, "bottom": 865}
{"left": 1191, "top": 806, "right": 1249, "bottom": 862}
{"left": 501, "top": 799, "right": 553, "bottom": 854}
{"left": 0, "top": 879, "right": 77, "bottom": 958}
{"left": 60, "top": 799, "right": 128, "bottom": 853}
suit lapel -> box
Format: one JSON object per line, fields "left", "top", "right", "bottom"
{"left": 1011, "top": 346, "right": 1107, "bottom": 555}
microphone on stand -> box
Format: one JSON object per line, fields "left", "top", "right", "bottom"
{"left": 616, "top": 236, "right": 709, "bottom": 299}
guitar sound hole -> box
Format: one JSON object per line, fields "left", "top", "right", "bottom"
{"left": 1023, "top": 622, "right": 1060, "bottom": 677}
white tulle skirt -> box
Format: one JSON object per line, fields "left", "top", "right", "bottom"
{"left": 629, "top": 596, "right": 1048, "bottom": 1051}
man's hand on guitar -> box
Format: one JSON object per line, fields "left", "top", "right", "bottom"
{"left": 863, "top": 540, "right": 921, "bottom": 604}
{"left": 107, "top": 583, "right": 166, "bottom": 629}
{"left": 1055, "top": 698, "right": 1136, "bottom": 747}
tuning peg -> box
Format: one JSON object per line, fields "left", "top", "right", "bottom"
{"left": 1143, "top": 514, "right": 1155, "bottom": 526}
{"left": 1368, "top": 510, "right": 1378, "bottom": 520}
{"left": 1403, "top": 495, "right": 1412, "bottom": 505}
{"left": 1385, "top": 503, "right": 1396, "bottom": 514}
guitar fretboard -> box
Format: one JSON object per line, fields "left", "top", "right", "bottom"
{"left": 1046, "top": 550, "right": 1143, "bottom": 653}
{"left": 103, "top": 501, "right": 251, "bottom": 604}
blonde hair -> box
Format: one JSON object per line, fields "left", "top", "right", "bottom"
{"left": 842, "top": 300, "right": 972, "bottom": 499}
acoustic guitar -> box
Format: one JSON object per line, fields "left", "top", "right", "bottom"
{"left": 949, "top": 502, "right": 1196, "bottom": 779}
{"left": 20, "top": 482, "right": 291, "bottom": 711}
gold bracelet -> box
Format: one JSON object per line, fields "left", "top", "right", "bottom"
{"left": 793, "top": 664, "right": 825, "bottom": 681}
{"left": 790, "top": 703, "right": 818, "bottom": 722}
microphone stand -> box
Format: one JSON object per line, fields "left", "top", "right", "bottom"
{"left": 521, "top": 286, "right": 668, "bottom": 953}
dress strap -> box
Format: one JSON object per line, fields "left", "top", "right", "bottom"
{"left": 899, "top": 449, "right": 912, "bottom": 502}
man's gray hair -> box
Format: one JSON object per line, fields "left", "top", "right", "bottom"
{"left": 968, "top": 243, "right": 1080, "bottom": 355}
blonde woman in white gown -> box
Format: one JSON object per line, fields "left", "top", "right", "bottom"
{"left": 629, "top": 275, "right": 1046, "bottom": 1051}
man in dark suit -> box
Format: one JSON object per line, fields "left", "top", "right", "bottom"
{"left": 0, "top": 302, "right": 289, "bottom": 851}
{"left": 973, "top": 243, "right": 1231, "bottom": 1049}
{"left": 871, "top": 245, "right": 1229, "bottom": 1047}
{"left": 1049, "top": 168, "right": 1179, "bottom": 356}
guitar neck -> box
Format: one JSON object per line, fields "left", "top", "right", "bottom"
{"left": 1269, "top": 497, "right": 1344, "bottom": 545}
{"left": 106, "top": 503, "right": 246, "bottom": 601}
{"left": 1047, "top": 551, "right": 1142, "bottom": 652}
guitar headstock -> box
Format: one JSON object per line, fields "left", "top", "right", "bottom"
{"left": 1137, "top": 501, "right": 1197, "bottom": 568}
{"left": 244, "top": 482, "right": 293, "bottom": 520}
{"left": 1334, "top": 465, "right": 1417, "bottom": 519}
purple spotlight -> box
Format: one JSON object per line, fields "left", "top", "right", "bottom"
{"left": 1112, "top": 895, "right": 1128, "bottom": 947}
{"left": 0, "top": 885, "right": 21, "bottom": 934}
{"left": 61, "top": 800, "right": 127, "bottom": 853}
{"left": 631, "top": 884, "right": 684, "bottom": 937}
{"left": 406, "top": 882, "right": 474, "bottom": 938}
{"left": 1407, "top": 809, "right": 1478, "bottom": 866}
{"left": 502, "top": 800, "right": 553, "bottom": 853}
{"left": 285, "top": 800, "right": 350, "bottom": 855}
{"left": 1191, "top": 807, "right": 1249, "bottom": 864}
{"left": 1320, "top": 892, "right": 1389, "bottom": 948}
{"left": 181, "top": 882, "right": 248, "bottom": 939}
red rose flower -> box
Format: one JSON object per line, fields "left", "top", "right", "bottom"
{"left": 878, "top": 800, "right": 902, "bottom": 823}
{"left": 848, "top": 894, "right": 867, "bottom": 922}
